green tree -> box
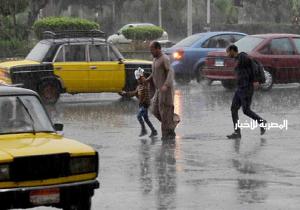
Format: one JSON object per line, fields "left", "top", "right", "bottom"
{"left": 214, "top": 0, "right": 238, "bottom": 24}
{"left": 0, "top": 0, "right": 29, "bottom": 37}
{"left": 291, "top": 0, "right": 300, "bottom": 24}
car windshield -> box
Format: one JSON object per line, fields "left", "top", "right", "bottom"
{"left": 173, "top": 34, "right": 203, "bottom": 48}
{"left": 0, "top": 95, "right": 54, "bottom": 134}
{"left": 235, "top": 36, "right": 265, "bottom": 53}
{"left": 26, "top": 41, "right": 51, "bottom": 62}
{"left": 110, "top": 44, "right": 124, "bottom": 59}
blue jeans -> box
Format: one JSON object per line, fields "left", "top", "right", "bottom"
{"left": 137, "top": 106, "right": 155, "bottom": 131}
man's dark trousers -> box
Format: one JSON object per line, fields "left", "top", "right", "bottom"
{"left": 231, "top": 85, "right": 264, "bottom": 133}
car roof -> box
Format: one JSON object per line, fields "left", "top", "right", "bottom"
{"left": 251, "top": 33, "right": 300, "bottom": 38}
{"left": 41, "top": 38, "right": 107, "bottom": 45}
{"left": 195, "top": 31, "right": 247, "bottom": 38}
{"left": 125, "top": 23, "right": 155, "bottom": 26}
{"left": 0, "top": 86, "right": 38, "bottom": 97}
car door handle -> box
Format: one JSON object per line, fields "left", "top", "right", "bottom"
{"left": 90, "top": 66, "right": 97, "bottom": 70}
{"left": 55, "top": 66, "right": 62, "bottom": 70}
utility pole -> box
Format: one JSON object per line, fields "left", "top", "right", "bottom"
{"left": 158, "top": 0, "right": 162, "bottom": 27}
{"left": 187, "top": 0, "right": 193, "bottom": 36}
{"left": 206, "top": 0, "right": 211, "bottom": 31}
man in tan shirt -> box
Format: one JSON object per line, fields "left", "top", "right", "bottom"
{"left": 147, "top": 41, "right": 180, "bottom": 141}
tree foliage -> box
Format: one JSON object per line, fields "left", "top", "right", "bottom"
{"left": 0, "top": 0, "right": 28, "bottom": 17}
{"left": 122, "top": 26, "right": 164, "bottom": 41}
{"left": 33, "top": 16, "right": 100, "bottom": 39}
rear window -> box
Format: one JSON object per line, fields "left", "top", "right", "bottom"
{"left": 235, "top": 36, "right": 265, "bottom": 53}
{"left": 173, "top": 34, "right": 203, "bottom": 48}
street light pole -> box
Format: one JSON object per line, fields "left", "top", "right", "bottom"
{"left": 207, "top": 0, "right": 211, "bottom": 31}
{"left": 158, "top": 0, "right": 162, "bottom": 27}
{"left": 187, "top": 0, "right": 193, "bottom": 36}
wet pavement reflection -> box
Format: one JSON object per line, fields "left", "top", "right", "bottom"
{"left": 28, "top": 82, "right": 300, "bottom": 210}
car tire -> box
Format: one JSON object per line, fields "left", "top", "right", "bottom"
{"left": 38, "top": 80, "right": 60, "bottom": 104}
{"left": 196, "top": 65, "right": 212, "bottom": 85}
{"left": 63, "top": 195, "right": 91, "bottom": 210}
{"left": 260, "top": 70, "right": 273, "bottom": 91}
{"left": 221, "top": 80, "right": 236, "bottom": 90}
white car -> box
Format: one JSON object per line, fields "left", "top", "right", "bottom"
{"left": 107, "top": 23, "right": 169, "bottom": 44}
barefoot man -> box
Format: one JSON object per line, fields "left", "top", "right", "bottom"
{"left": 147, "top": 41, "right": 180, "bottom": 141}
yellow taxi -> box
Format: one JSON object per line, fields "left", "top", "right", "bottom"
{"left": 0, "top": 30, "right": 152, "bottom": 104}
{"left": 0, "top": 86, "right": 99, "bottom": 209}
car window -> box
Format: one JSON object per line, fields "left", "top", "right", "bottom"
{"left": 292, "top": 38, "right": 300, "bottom": 53}
{"left": 64, "top": 45, "right": 86, "bottom": 62}
{"left": 235, "top": 36, "right": 265, "bottom": 53}
{"left": 260, "top": 38, "right": 294, "bottom": 55}
{"left": 110, "top": 45, "right": 124, "bottom": 60}
{"left": 0, "top": 96, "right": 54, "bottom": 134}
{"left": 202, "top": 35, "right": 233, "bottom": 48}
{"left": 173, "top": 34, "right": 203, "bottom": 48}
{"left": 89, "top": 45, "right": 109, "bottom": 61}
{"left": 54, "top": 46, "right": 64, "bottom": 62}
{"left": 26, "top": 41, "right": 51, "bottom": 62}
{"left": 232, "top": 34, "right": 245, "bottom": 43}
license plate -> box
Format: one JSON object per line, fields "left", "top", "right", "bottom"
{"left": 30, "top": 188, "right": 60, "bottom": 205}
{"left": 215, "top": 59, "right": 224, "bottom": 67}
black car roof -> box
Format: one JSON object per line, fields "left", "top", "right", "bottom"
{"left": 0, "top": 86, "right": 38, "bottom": 97}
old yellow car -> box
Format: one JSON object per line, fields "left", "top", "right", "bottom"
{"left": 0, "top": 86, "right": 99, "bottom": 210}
{"left": 0, "top": 30, "right": 152, "bottom": 104}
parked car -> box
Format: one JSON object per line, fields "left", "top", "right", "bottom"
{"left": 0, "top": 30, "right": 152, "bottom": 104}
{"left": 163, "top": 31, "right": 246, "bottom": 84}
{"left": 203, "top": 34, "right": 300, "bottom": 90}
{"left": 107, "top": 23, "right": 169, "bottom": 44}
{"left": 0, "top": 85, "right": 99, "bottom": 210}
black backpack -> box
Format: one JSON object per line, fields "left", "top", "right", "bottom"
{"left": 251, "top": 59, "right": 266, "bottom": 84}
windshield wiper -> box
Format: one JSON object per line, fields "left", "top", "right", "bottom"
{"left": 16, "top": 97, "right": 36, "bottom": 135}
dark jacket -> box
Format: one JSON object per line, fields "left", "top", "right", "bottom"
{"left": 235, "top": 52, "right": 254, "bottom": 89}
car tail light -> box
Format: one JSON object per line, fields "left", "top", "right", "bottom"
{"left": 224, "top": 58, "right": 237, "bottom": 67}
{"left": 173, "top": 49, "right": 184, "bottom": 60}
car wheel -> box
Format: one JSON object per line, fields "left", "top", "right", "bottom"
{"left": 196, "top": 65, "right": 212, "bottom": 85}
{"left": 260, "top": 70, "right": 273, "bottom": 91}
{"left": 63, "top": 195, "right": 91, "bottom": 210}
{"left": 221, "top": 80, "right": 236, "bottom": 90}
{"left": 38, "top": 80, "right": 60, "bottom": 104}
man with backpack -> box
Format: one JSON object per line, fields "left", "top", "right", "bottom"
{"left": 226, "top": 44, "right": 267, "bottom": 139}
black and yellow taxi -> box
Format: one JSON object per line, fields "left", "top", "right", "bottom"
{"left": 0, "top": 30, "right": 152, "bottom": 104}
{"left": 0, "top": 86, "right": 99, "bottom": 209}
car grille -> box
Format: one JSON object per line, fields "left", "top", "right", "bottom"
{"left": 10, "top": 153, "right": 70, "bottom": 182}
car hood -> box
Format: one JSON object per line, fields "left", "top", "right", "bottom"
{"left": 0, "top": 60, "right": 40, "bottom": 69}
{"left": 0, "top": 133, "right": 96, "bottom": 162}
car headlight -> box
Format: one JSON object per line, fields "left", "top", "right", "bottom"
{"left": 70, "top": 154, "right": 98, "bottom": 175}
{"left": 0, "top": 164, "right": 10, "bottom": 181}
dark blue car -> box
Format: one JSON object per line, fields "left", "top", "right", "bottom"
{"left": 164, "top": 31, "right": 246, "bottom": 84}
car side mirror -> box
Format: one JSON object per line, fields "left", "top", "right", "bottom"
{"left": 54, "top": 123, "right": 64, "bottom": 131}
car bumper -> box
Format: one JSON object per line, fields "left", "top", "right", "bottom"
{"left": 171, "top": 61, "right": 193, "bottom": 80}
{"left": 0, "top": 179, "right": 99, "bottom": 209}
{"left": 203, "top": 67, "right": 236, "bottom": 80}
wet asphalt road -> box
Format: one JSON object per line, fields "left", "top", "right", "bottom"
{"left": 26, "top": 81, "right": 300, "bottom": 210}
